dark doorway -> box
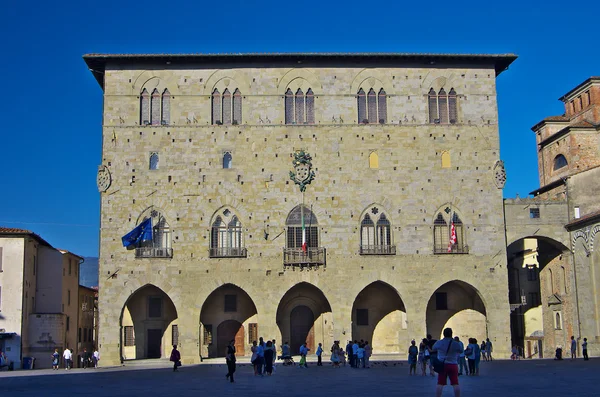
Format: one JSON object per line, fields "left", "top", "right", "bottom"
{"left": 217, "top": 320, "right": 245, "bottom": 357}
{"left": 290, "top": 305, "right": 315, "bottom": 354}
{"left": 147, "top": 329, "right": 162, "bottom": 358}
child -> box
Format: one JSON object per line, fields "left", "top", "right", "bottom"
{"left": 316, "top": 343, "right": 323, "bottom": 366}
{"left": 339, "top": 347, "right": 346, "bottom": 366}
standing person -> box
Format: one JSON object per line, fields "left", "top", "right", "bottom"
{"left": 299, "top": 342, "right": 309, "bottom": 368}
{"left": 345, "top": 341, "right": 353, "bottom": 368}
{"left": 316, "top": 343, "right": 323, "bottom": 366}
{"left": 426, "top": 334, "right": 437, "bottom": 376}
{"left": 271, "top": 339, "right": 278, "bottom": 371}
{"left": 419, "top": 339, "right": 429, "bottom": 376}
{"left": 339, "top": 345, "right": 346, "bottom": 366}
{"left": 264, "top": 341, "right": 275, "bottom": 375}
{"left": 473, "top": 339, "right": 481, "bottom": 376}
{"left": 480, "top": 340, "right": 487, "bottom": 361}
{"left": 408, "top": 340, "right": 418, "bottom": 376}
{"left": 352, "top": 340, "right": 359, "bottom": 368}
{"left": 256, "top": 340, "right": 265, "bottom": 376}
{"left": 330, "top": 341, "right": 340, "bottom": 368}
{"left": 52, "top": 349, "right": 60, "bottom": 370}
{"left": 454, "top": 337, "right": 466, "bottom": 376}
{"left": 225, "top": 339, "right": 236, "bottom": 383}
{"left": 485, "top": 338, "right": 493, "bottom": 361}
{"left": 570, "top": 336, "right": 577, "bottom": 360}
{"left": 432, "top": 328, "right": 462, "bottom": 397}
{"left": 63, "top": 347, "right": 72, "bottom": 370}
{"left": 92, "top": 349, "right": 100, "bottom": 368}
{"left": 170, "top": 345, "right": 181, "bottom": 372}
{"left": 82, "top": 348, "right": 91, "bottom": 369}
{"left": 465, "top": 338, "right": 476, "bottom": 376}
{"left": 251, "top": 341, "right": 259, "bottom": 374}
{"left": 364, "top": 341, "right": 372, "bottom": 369}
{"left": 357, "top": 344, "right": 365, "bottom": 368}
{"left": 582, "top": 338, "right": 589, "bottom": 361}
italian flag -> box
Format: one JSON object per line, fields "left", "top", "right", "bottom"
{"left": 302, "top": 213, "right": 307, "bottom": 253}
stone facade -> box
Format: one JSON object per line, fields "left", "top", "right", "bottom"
{"left": 85, "top": 53, "right": 517, "bottom": 366}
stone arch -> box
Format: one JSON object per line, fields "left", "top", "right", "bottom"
{"left": 276, "top": 282, "right": 332, "bottom": 354}
{"left": 432, "top": 203, "right": 467, "bottom": 224}
{"left": 203, "top": 70, "right": 251, "bottom": 96}
{"left": 350, "top": 69, "right": 394, "bottom": 95}
{"left": 278, "top": 69, "right": 323, "bottom": 95}
{"left": 425, "top": 280, "right": 487, "bottom": 341}
{"left": 351, "top": 281, "right": 407, "bottom": 353}
{"left": 131, "top": 71, "right": 179, "bottom": 96}
{"left": 119, "top": 283, "right": 178, "bottom": 360}
{"left": 421, "top": 72, "right": 459, "bottom": 92}
{"left": 199, "top": 283, "right": 258, "bottom": 358}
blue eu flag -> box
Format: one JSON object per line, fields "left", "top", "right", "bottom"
{"left": 121, "top": 218, "right": 153, "bottom": 247}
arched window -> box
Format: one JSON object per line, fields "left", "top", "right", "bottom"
{"left": 140, "top": 88, "right": 150, "bottom": 125}
{"left": 161, "top": 89, "right": 170, "bottom": 125}
{"left": 369, "top": 152, "right": 379, "bottom": 169}
{"left": 223, "top": 152, "right": 232, "bottom": 169}
{"left": 554, "top": 154, "right": 568, "bottom": 170}
{"left": 562, "top": 266, "right": 567, "bottom": 294}
{"left": 367, "top": 88, "right": 377, "bottom": 124}
{"left": 378, "top": 89, "right": 387, "bottom": 124}
{"left": 429, "top": 87, "right": 458, "bottom": 124}
{"left": 555, "top": 312, "right": 562, "bottom": 329}
{"left": 211, "top": 89, "right": 221, "bottom": 125}
{"left": 357, "top": 88, "right": 367, "bottom": 123}
{"left": 360, "top": 206, "right": 395, "bottom": 254}
{"left": 233, "top": 89, "right": 242, "bottom": 124}
{"left": 548, "top": 268, "right": 554, "bottom": 293}
{"left": 222, "top": 88, "right": 232, "bottom": 125}
{"left": 285, "top": 88, "right": 294, "bottom": 124}
{"left": 286, "top": 206, "right": 319, "bottom": 249}
{"left": 433, "top": 208, "right": 467, "bottom": 254}
{"left": 210, "top": 209, "right": 245, "bottom": 257}
{"left": 295, "top": 89, "right": 305, "bottom": 124}
{"left": 306, "top": 88, "right": 315, "bottom": 124}
{"left": 149, "top": 152, "right": 159, "bottom": 170}
{"left": 151, "top": 88, "right": 161, "bottom": 125}
{"left": 135, "top": 209, "right": 172, "bottom": 258}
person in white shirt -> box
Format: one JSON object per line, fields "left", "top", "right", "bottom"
{"left": 454, "top": 337, "right": 466, "bottom": 376}
{"left": 63, "top": 348, "right": 73, "bottom": 370}
{"left": 432, "top": 328, "right": 463, "bottom": 397}
{"left": 93, "top": 349, "right": 100, "bottom": 368}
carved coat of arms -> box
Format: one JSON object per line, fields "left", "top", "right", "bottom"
{"left": 289, "top": 150, "right": 316, "bottom": 192}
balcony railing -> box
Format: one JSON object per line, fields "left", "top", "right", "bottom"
{"left": 433, "top": 244, "right": 469, "bottom": 254}
{"left": 283, "top": 247, "right": 326, "bottom": 267}
{"left": 209, "top": 247, "right": 247, "bottom": 258}
{"left": 359, "top": 245, "right": 396, "bottom": 255}
{"left": 135, "top": 247, "right": 173, "bottom": 258}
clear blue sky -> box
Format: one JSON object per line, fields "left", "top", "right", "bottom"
{"left": 1, "top": 0, "right": 598, "bottom": 257}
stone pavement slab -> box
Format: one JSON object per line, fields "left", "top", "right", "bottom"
{"left": 0, "top": 359, "right": 597, "bottom": 396}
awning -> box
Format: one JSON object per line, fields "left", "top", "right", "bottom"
{"left": 0, "top": 332, "right": 17, "bottom": 340}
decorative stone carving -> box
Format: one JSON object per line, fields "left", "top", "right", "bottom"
{"left": 493, "top": 160, "right": 506, "bottom": 189}
{"left": 97, "top": 165, "right": 112, "bottom": 192}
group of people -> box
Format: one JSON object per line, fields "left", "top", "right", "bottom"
{"left": 555, "top": 335, "right": 590, "bottom": 361}
{"left": 249, "top": 337, "right": 279, "bottom": 376}
{"left": 52, "top": 347, "right": 99, "bottom": 370}
{"left": 329, "top": 340, "right": 372, "bottom": 368}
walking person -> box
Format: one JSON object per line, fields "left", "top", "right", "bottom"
{"left": 408, "top": 340, "right": 418, "bottom": 376}
{"left": 225, "top": 339, "right": 236, "bottom": 383}
{"left": 485, "top": 338, "right": 493, "bottom": 361}
{"left": 454, "top": 337, "right": 466, "bottom": 376}
{"left": 82, "top": 348, "right": 91, "bottom": 369}
{"left": 465, "top": 338, "right": 476, "bottom": 376}
{"left": 570, "top": 336, "right": 577, "bottom": 360}
{"left": 432, "top": 328, "right": 462, "bottom": 397}
{"left": 316, "top": 343, "right": 323, "bottom": 366}
{"left": 419, "top": 339, "right": 429, "bottom": 376}
{"left": 92, "top": 349, "right": 100, "bottom": 368}
{"left": 583, "top": 338, "right": 589, "bottom": 361}
{"left": 52, "top": 349, "right": 60, "bottom": 370}
{"left": 264, "top": 341, "right": 275, "bottom": 375}
{"left": 480, "top": 340, "right": 487, "bottom": 361}
{"left": 63, "top": 347, "right": 72, "bottom": 370}
{"left": 364, "top": 341, "right": 372, "bottom": 369}
{"left": 170, "top": 345, "right": 181, "bottom": 372}
{"left": 299, "top": 342, "right": 309, "bottom": 368}
{"left": 426, "top": 334, "right": 437, "bottom": 376}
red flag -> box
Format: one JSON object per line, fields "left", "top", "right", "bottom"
{"left": 447, "top": 221, "right": 457, "bottom": 252}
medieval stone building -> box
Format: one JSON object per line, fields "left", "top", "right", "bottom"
{"left": 84, "top": 53, "right": 517, "bottom": 365}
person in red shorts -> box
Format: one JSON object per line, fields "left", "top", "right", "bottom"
{"left": 432, "top": 328, "right": 463, "bottom": 397}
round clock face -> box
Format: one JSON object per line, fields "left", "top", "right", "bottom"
{"left": 97, "top": 165, "right": 112, "bottom": 192}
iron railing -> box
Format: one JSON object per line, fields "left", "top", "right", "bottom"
{"left": 283, "top": 247, "right": 326, "bottom": 267}
{"left": 359, "top": 245, "right": 396, "bottom": 255}
{"left": 433, "top": 244, "right": 469, "bottom": 254}
{"left": 135, "top": 247, "right": 173, "bottom": 258}
{"left": 209, "top": 247, "right": 247, "bottom": 258}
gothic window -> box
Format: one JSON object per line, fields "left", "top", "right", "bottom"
{"left": 433, "top": 208, "right": 467, "bottom": 254}
{"left": 367, "top": 88, "right": 377, "bottom": 123}
{"left": 357, "top": 88, "right": 367, "bottom": 123}
{"left": 233, "top": 89, "right": 242, "bottom": 124}
{"left": 149, "top": 152, "right": 159, "bottom": 170}
{"left": 212, "top": 89, "right": 221, "bottom": 124}
{"left": 429, "top": 87, "right": 458, "bottom": 124}
{"left": 441, "top": 151, "right": 451, "bottom": 168}
{"left": 210, "top": 210, "right": 245, "bottom": 257}
{"left": 369, "top": 152, "right": 379, "bottom": 169}
{"left": 151, "top": 88, "right": 161, "bottom": 125}
{"left": 286, "top": 205, "right": 319, "bottom": 249}
{"left": 553, "top": 154, "right": 568, "bottom": 170}
{"left": 135, "top": 209, "right": 172, "bottom": 258}
{"left": 140, "top": 88, "right": 150, "bottom": 125}
{"left": 378, "top": 89, "right": 387, "bottom": 124}
{"left": 360, "top": 206, "right": 394, "bottom": 254}
{"left": 161, "top": 89, "right": 170, "bottom": 125}
{"left": 285, "top": 87, "right": 314, "bottom": 124}
{"left": 555, "top": 312, "right": 562, "bottom": 329}
{"left": 222, "top": 89, "right": 232, "bottom": 125}
{"left": 223, "top": 152, "right": 232, "bottom": 169}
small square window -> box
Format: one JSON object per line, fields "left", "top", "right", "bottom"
{"left": 356, "top": 309, "right": 369, "bottom": 326}
{"left": 529, "top": 208, "right": 540, "bottom": 219}
{"left": 148, "top": 297, "right": 162, "bottom": 318}
{"left": 124, "top": 326, "right": 135, "bottom": 346}
{"left": 224, "top": 294, "right": 237, "bottom": 312}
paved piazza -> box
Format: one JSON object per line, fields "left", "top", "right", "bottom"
{"left": 0, "top": 358, "right": 596, "bottom": 396}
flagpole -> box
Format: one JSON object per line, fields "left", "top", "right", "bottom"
{"left": 301, "top": 190, "right": 305, "bottom": 256}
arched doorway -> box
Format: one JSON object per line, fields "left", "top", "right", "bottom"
{"left": 276, "top": 283, "right": 332, "bottom": 355}
{"left": 120, "top": 284, "right": 178, "bottom": 360}
{"left": 351, "top": 281, "right": 406, "bottom": 353}
{"left": 200, "top": 284, "right": 257, "bottom": 358}
{"left": 426, "top": 280, "right": 486, "bottom": 342}
{"left": 507, "top": 236, "right": 570, "bottom": 358}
